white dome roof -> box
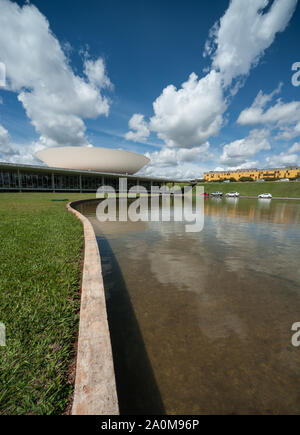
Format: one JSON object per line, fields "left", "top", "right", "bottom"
{"left": 35, "top": 146, "right": 150, "bottom": 175}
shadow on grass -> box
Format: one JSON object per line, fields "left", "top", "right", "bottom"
{"left": 96, "top": 235, "right": 165, "bottom": 415}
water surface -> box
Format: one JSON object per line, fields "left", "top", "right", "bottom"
{"left": 76, "top": 198, "right": 300, "bottom": 415}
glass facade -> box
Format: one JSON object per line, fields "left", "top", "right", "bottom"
{"left": 0, "top": 166, "right": 167, "bottom": 192}
{"left": 0, "top": 171, "right": 19, "bottom": 189}
{"left": 82, "top": 175, "right": 103, "bottom": 191}
{"left": 21, "top": 173, "right": 52, "bottom": 189}
{"left": 54, "top": 174, "right": 80, "bottom": 190}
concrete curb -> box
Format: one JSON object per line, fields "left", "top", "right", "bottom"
{"left": 67, "top": 201, "right": 119, "bottom": 415}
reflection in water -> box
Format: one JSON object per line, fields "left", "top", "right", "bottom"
{"left": 76, "top": 198, "right": 300, "bottom": 415}
{"left": 95, "top": 235, "right": 165, "bottom": 415}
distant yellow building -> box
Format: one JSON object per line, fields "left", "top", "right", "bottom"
{"left": 203, "top": 166, "right": 300, "bottom": 182}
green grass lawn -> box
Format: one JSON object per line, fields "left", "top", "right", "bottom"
{"left": 0, "top": 192, "right": 94, "bottom": 415}
{"left": 197, "top": 181, "right": 300, "bottom": 197}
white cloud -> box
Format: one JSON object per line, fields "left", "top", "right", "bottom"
{"left": 206, "top": 0, "right": 298, "bottom": 86}
{"left": 126, "top": 0, "right": 297, "bottom": 180}
{"left": 217, "top": 129, "right": 300, "bottom": 173}
{"left": 0, "top": 124, "right": 9, "bottom": 150}
{"left": 141, "top": 163, "right": 204, "bottom": 181}
{"left": 237, "top": 85, "right": 300, "bottom": 140}
{"left": 149, "top": 71, "right": 226, "bottom": 149}
{"left": 126, "top": 70, "right": 226, "bottom": 151}
{"left": 144, "top": 142, "right": 210, "bottom": 168}
{"left": 145, "top": 148, "right": 178, "bottom": 168}
{"left": 138, "top": 142, "right": 211, "bottom": 179}
{"left": 220, "top": 129, "right": 271, "bottom": 167}
{"left": 265, "top": 153, "right": 299, "bottom": 167}
{"left": 84, "top": 58, "right": 112, "bottom": 89}
{"left": 238, "top": 93, "right": 300, "bottom": 126}
{"left": 214, "top": 162, "right": 261, "bottom": 171}
{"left": 248, "top": 82, "right": 283, "bottom": 110}
{"left": 0, "top": 122, "right": 42, "bottom": 164}
{"left": 277, "top": 123, "right": 300, "bottom": 141}
{"left": 177, "top": 143, "right": 211, "bottom": 162}
{"left": 289, "top": 142, "right": 300, "bottom": 153}
{"left": 264, "top": 142, "right": 300, "bottom": 167}
{"left": 125, "top": 114, "right": 150, "bottom": 143}
{"left": 222, "top": 161, "right": 259, "bottom": 171}
{"left": 0, "top": 0, "right": 112, "bottom": 155}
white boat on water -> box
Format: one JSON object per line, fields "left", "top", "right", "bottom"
{"left": 211, "top": 191, "right": 223, "bottom": 197}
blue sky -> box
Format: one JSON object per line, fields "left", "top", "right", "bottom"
{"left": 0, "top": 0, "right": 299, "bottom": 178}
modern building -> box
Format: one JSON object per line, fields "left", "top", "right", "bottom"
{"left": 204, "top": 167, "right": 300, "bottom": 182}
{"left": 0, "top": 162, "right": 180, "bottom": 193}
{"left": 0, "top": 146, "right": 183, "bottom": 192}
{"left": 35, "top": 146, "right": 150, "bottom": 175}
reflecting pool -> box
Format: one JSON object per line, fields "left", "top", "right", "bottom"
{"left": 75, "top": 198, "right": 300, "bottom": 415}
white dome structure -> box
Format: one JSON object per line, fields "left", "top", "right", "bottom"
{"left": 35, "top": 146, "right": 150, "bottom": 175}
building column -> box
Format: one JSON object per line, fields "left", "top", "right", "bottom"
{"left": 18, "top": 169, "right": 22, "bottom": 192}
{"left": 52, "top": 173, "right": 55, "bottom": 192}
{"left": 79, "top": 174, "right": 82, "bottom": 193}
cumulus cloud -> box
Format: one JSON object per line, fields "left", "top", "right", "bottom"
{"left": 177, "top": 143, "right": 211, "bottom": 162}
{"left": 220, "top": 129, "right": 271, "bottom": 167}
{"left": 238, "top": 87, "right": 300, "bottom": 126}
{"left": 139, "top": 142, "right": 211, "bottom": 179}
{"left": 145, "top": 148, "right": 178, "bottom": 168}
{"left": 265, "top": 142, "right": 300, "bottom": 167}
{"left": 289, "top": 142, "right": 300, "bottom": 153}
{"left": 126, "top": 0, "right": 297, "bottom": 176}
{"left": 217, "top": 161, "right": 260, "bottom": 171}
{"left": 265, "top": 153, "right": 299, "bottom": 167}
{"left": 0, "top": 124, "right": 9, "bottom": 151}
{"left": 206, "top": 0, "right": 298, "bottom": 86}
{"left": 237, "top": 85, "right": 300, "bottom": 140}
{"left": 142, "top": 163, "right": 205, "bottom": 181}
{"left": 144, "top": 142, "right": 211, "bottom": 168}
{"left": 0, "top": 122, "right": 42, "bottom": 164}
{"left": 126, "top": 71, "right": 226, "bottom": 150}
{"left": 278, "top": 123, "right": 300, "bottom": 141}
{"left": 84, "top": 58, "right": 112, "bottom": 89}
{"left": 125, "top": 114, "right": 150, "bottom": 143}
{"left": 0, "top": 0, "right": 112, "bottom": 157}
{"left": 149, "top": 71, "right": 226, "bottom": 149}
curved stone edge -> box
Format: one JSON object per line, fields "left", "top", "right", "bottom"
{"left": 67, "top": 200, "right": 119, "bottom": 415}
